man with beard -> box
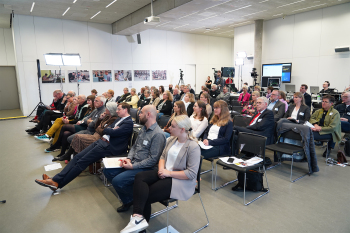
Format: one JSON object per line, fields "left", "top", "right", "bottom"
{"left": 103, "top": 105, "right": 166, "bottom": 213}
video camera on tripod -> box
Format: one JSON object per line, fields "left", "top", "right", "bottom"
{"left": 250, "top": 68, "right": 259, "bottom": 86}
{"left": 178, "top": 69, "right": 185, "bottom": 85}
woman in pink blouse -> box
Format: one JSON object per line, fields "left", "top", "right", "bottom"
{"left": 238, "top": 86, "right": 251, "bottom": 103}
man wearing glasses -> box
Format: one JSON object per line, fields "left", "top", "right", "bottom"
{"left": 309, "top": 95, "right": 341, "bottom": 158}
{"left": 267, "top": 90, "right": 286, "bottom": 122}
{"left": 335, "top": 92, "right": 350, "bottom": 142}
{"left": 233, "top": 97, "right": 275, "bottom": 150}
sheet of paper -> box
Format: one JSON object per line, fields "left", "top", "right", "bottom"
{"left": 103, "top": 157, "right": 127, "bottom": 169}
{"left": 198, "top": 141, "right": 213, "bottom": 150}
{"left": 303, "top": 121, "right": 315, "bottom": 128}
{"left": 219, "top": 156, "right": 263, "bottom": 167}
{"left": 44, "top": 163, "right": 62, "bottom": 171}
{"left": 53, "top": 110, "right": 61, "bottom": 114}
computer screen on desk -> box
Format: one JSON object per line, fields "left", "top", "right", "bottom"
{"left": 267, "top": 77, "right": 281, "bottom": 88}
{"left": 310, "top": 86, "right": 319, "bottom": 94}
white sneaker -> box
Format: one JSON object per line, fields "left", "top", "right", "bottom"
{"left": 120, "top": 215, "right": 148, "bottom": 233}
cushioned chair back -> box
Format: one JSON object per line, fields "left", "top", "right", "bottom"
{"left": 230, "top": 100, "right": 241, "bottom": 107}
{"left": 237, "top": 132, "right": 267, "bottom": 158}
{"left": 233, "top": 115, "right": 250, "bottom": 127}
{"left": 158, "top": 115, "right": 171, "bottom": 129}
{"left": 130, "top": 108, "right": 138, "bottom": 120}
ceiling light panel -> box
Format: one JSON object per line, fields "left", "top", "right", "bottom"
{"left": 224, "top": 5, "right": 252, "bottom": 14}
{"left": 293, "top": 3, "right": 327, "bottom": 12}
{"left": 277, "top": 0, "right": 306, "bottom": 8}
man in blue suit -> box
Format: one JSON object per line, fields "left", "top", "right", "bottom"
{"left": 35, "top": 102, "right": 134, "bottom": 191}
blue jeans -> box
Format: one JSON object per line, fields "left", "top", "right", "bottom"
{"left": 313, "top": 132, "right": 334, "bottom": 149}
{"left": 103, "top": 167, "right": 153, "bottom": 204}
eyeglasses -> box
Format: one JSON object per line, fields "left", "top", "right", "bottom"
{"left": 322, "top": 101, "right": 330, "bottom": 104}
{"left": 256, "top": 102, "right": 264, "bottom": 105}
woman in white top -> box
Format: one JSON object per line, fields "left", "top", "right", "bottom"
{"left": 283, "top": 92, "right": 311, "bottom": 124}
{"left": 190, "top": 100, "right": 208, "bottom": 139}
{"left": 200, "top": 92, "right": 212, "bottom": 117}
{"left": 120, "top": 115, "right": 200, "bottom": 233}
{"left": 158, "top": 85, "right": 165, "bottom": 100}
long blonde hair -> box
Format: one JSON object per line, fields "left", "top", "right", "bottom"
{"left": 210, "top": 100, "right": 231, "bottom": 126}
{"left": 172, "top": 115, "right": 197, "bottom": 141}
{"left": 293, "top": 92, "right": 306, "bottom": 106}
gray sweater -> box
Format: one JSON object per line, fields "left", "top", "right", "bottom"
{"left": 81, "top": 106, "right": 106, "bottom": 132}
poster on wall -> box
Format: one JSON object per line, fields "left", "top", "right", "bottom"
{"left": 41, "top": 70, "right": 65, "bottom": 83}
{"left": 152, "top": 70, "right": 167, "bottom": 80}
{"left": 114, "top": 70, "right": 132, "bottom": 81}
{"left": 68, "top": 70, "right": 90, "bottom": 83}
{"left": 134, "top": 70, "right": 150, "bottom": 81}
{"left": 92, "top": 70, "right": 112, "bottom": 82}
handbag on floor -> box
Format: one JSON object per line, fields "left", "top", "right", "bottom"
{"left": 344, "top": 140, "right": 350, "bottom": 157}
{"left": 232, "top": 170, "right": 267, "bottom": 192}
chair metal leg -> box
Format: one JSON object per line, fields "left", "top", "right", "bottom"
{"left": 214, "top": 163, "right": 238, "bottom": 191}
{"left": 193, "top": 193, "right": 209, "bottom": 233}
{"left": 290, "top": 155, "right": 309, "bottom": 183}
{"left": 325, "top": 146, "right": 330, "bottom": 166}
{"left": 150, "top": 201, "right": 179, "bottom": 219}
{"left": 243, "top": 167, "right": 270, "bottom": 206}
{"left": 166, "top": 204, "right": 169, "bottom": 233}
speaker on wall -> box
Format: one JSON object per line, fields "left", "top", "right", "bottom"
{"left": 335, "top": 47, "right": 349, "bottom": 52}
{"left": 137, "top": 33, "right": 141, "bottom": 44}
{"left": 36, "top": 59, "right": 41, "bottom": 79}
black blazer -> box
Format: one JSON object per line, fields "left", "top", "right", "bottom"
{"left": 157, "top": 99, "right": 172, "bottom": 116}
{"left": 102, "top": 116, "right": 133, "bottom": 155}
{"left": 269, "top": 100, "right": 285, "bottom": 122}
{"left": 284, "top": 105, "right": 311, "bottom": 124}
{"left": 246, "top": 109, "right": 275, "bottom": 144}
{"left": 117, "top": 93, "right": 130, "bottom": 103}
{"left": 137, "top": 98, "right": 151, "bottom": 109}
{"left": 203, "top": 120, "right": 233, "bottom": 155}
{"left": 186, "top": 102, "right": 194, "bottom": 117}
{"left": 172, "top": 94, "right": 181, "bottom": 104}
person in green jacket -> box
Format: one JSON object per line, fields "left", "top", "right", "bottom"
{"left": 309, "top": 95, "right": 341, "bottom": 158}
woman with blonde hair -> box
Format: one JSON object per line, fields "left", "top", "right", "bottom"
{"left": 190, "top": 100, "right": 208, "bottom": 139}
{"left": 184, "top": 93, "right": 195, "bottom": 117}
{"left": 120, "top": 115, "right": 200, "bottom": 233}
{"left": 163, "top": 101, "right": 187, "bottom": 138}
{"left": 200, "top": 92, "right": 212, "bottom": 117}
{"left": 156, "top": 90, "right": 173, "bottom": 119}
{"left": 150, "top": 89, "right": 160, "bottom": 107}
{"left": 106, "top": 89, "right": 115, "bottom": 103}
{"left": 201, "top": 100, "right": 233, "bottom": 159}
{"left": 284, "top": 92, "right": 310, "bottom": 124}
{"left": 242, "top": 91, "right": 260, "bottom": 116}
{"left": 126, "top": 88, "right": 139, "bottom": 109}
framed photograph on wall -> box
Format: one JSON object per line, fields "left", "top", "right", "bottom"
{"left": 152, "top": 70, "right": 167, "bottom": 80}
{"left": 68, "top": 70, "right": 90, "bottom": 83}
{"left": 114, "top": 70, "right": 132, "bottom": 81}
{"left": 134, "top": 70, "right": 150, "bottom": 81}
{"left": 92, "top": 70, "right": 112, "bottom": 82}
{"left": 41, "top": 70, "right": 65, "bottom": 83}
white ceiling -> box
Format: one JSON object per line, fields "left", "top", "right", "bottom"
{"left": 0, "top": 0, "right": 349, "bottom": 38}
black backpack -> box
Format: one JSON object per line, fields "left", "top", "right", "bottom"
{"left": 232, "top": 170, "right": 267, "bottom": 192}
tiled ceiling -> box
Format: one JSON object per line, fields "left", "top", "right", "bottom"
{"left": 0, "top": 0, "right": 349, "bottom": 38}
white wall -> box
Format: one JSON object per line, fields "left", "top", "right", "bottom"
{"left": 234, "top": 2, "right": 350, "bottom": 92}
{"left": 11, "top": 15, "right": 233, "bottom": 115}
{"left": 0, "top": 28, "right": 15, "bottom": 66}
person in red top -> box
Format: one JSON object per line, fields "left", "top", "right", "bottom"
{"left": 238, "top": 86, "right": 251, "bottom": 103}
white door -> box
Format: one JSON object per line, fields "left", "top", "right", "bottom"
{"left": 184, "top": 64, "right": 196, "bottom": 92}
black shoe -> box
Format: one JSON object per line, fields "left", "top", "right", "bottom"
{"left": 45, "top": 147, "right": 59, "bottom": 153}
{"left": 315, "top": 141, "right": 323, "bottom": 146}
{"left": 28, "top": 130, "right": 40, "bottom": 135}
{"left": 58, "top": 153, "right": 71, "bottom": 161}
{"left": 323, "top": 148, "right": 331, "bottom": 158}
{"left": 26, "top": 127, "right": 38, "bottom": 133}
{"left": 117, "top": 202, "right": 133, "bottom": 212}
{"left": 52, "top": 156, "right": 61, "bottom": 162}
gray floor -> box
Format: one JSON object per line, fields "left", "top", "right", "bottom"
{"left": 1, "top": 118, "right": 350, "bottom": 233}
{"left": 0, "top": 109, "right": 24, "bottom": 118}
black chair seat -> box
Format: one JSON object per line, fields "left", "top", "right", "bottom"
{"left": 160, "top": 198, "right": 177, "bottom": 206}
{"left": 217, "top": 160, "right": 263, "bottom": 173}
{"left": 266, "top": 143, "right": 303, "bottom": 155}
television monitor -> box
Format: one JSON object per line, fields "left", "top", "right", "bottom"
{"left": 261, "top": 76, "right": 268, "bottom": 87}
{"left": 267, "top": 77, "right": 281, "bottom": 88}
{"left": 221, "top": 67, "right": 235, "bottom": 77}
{"left": 285, "top": 84, "right": 295, "bottom": 93}
{"left": 310, "top": 86, "right": 320, "bottom": 94}
{"left": 262, "top": 63, "right": 292, "bottom": 83}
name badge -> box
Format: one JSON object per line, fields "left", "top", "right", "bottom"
{"left": 96, "top": 115, "right": 98, "bottom": 117}
{"left": 299, "top": 112, "right": 304, "bottom": 116}
{"left": 330, "top": 112, "right": 333, "bottom": 116}
{"left": 275, "top": 108, "right": 278, "bottom": 111}
{"left": 258, "top": 119, "right": 262, "bottom": 122}
{"left": 347, "top": 112, "right": 350, "bottom": 115}
{"left": 143, "top": 140, "right": 148, "bottom": 146}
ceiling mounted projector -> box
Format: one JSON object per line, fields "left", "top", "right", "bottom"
{"left": 144, "top": 16, "right": 160, "bottom": 25}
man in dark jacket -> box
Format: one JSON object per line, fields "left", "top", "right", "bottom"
{"left": 117, "top": 87, "right": 131, "bottom": 103}
{"left": 335, "top": 92, "right": 350, "bottom": 133}
{"left": 172, "top": 88, "right": 181, "bottom": 104}
{"left": 234, "top": 97, "right": 275, "bottom": 144}
{"left": 267, "top": 90, "right": 285, "bottom": 122}
{"left": 34, "top": 102, "right": 134, "bottom": 192}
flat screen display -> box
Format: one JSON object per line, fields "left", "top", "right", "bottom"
{"left": 221, "top": 67, "right": 235, "bottom": 77}
{"left": 262, "top": 63, "right": 292, "bottom": 83}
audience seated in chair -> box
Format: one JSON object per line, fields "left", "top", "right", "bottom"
{"left": 233, "top": 97, "right": 275, "bottom": 148}
{"left": 288, "top": 84, "right": 312, "bottom": 108}
{"left": 103, "top": 105, "right": 166, "bottom": 213}
{"left": 216, "top": 86, "right": 230, "bottom": 103}
{"left": 117, "top": 88, "right": 131, "bottom": 103}
{"left": 238, "top": 86, "right": 250, "bottom": 102}
{"left": 210, "top": 84, "right": 220, "bottom": 99}
{"left": 52, "top": 102, "right": 118, "bottom": 162}
{"left": 172, "top": 88, "right": 181, "bottom": 104}
{"left": 150, "top": 89, "right": 160, "bottom": 107}
{"left": 283, "top": 92, "right": 311, "bottom": 124}
{"left": 106, "top": 89, "right": 115, "bottom": 103}
{"left": 335, "top": 91, "right": 350, "bottom": 133}
{"left": 184, "top": 93, "right": 195, "bottom": 117}
{"left": 137, "top": 90, "right": 151, "bottom": 110}
{"left": 241, "top": 91, "right": 260, "bottom": 116}
{"left": 267, "top": 90, "right": 286, "bottom": 122}
{"left": 34, "top": 102, "right": 134, "bottom": 192}
{"left": 125, "top": 88, "right": 139, "bottom": 109}
{"left": 201, "top": 100, "right": 233, "bottom": 159}
{"left": 200, "top": 92, "right": 212, "bottom": 117}
{"left": 163, "top": 101, "right": 187, "bottom": 138}
{"left": 156, "top": 90, "right": 173, "bottom": 120}
{"left": 190, "top": 100, "right": 209, "bottom": 139}
{"left": 119, "top": 115, "right": 200, "bottom": 233}
{"left": 309, "top": 95, "right": 341, "bottom": 158}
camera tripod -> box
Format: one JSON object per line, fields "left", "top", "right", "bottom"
{"left": 178, "top": 69, "right": 185, "bottom": 86}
